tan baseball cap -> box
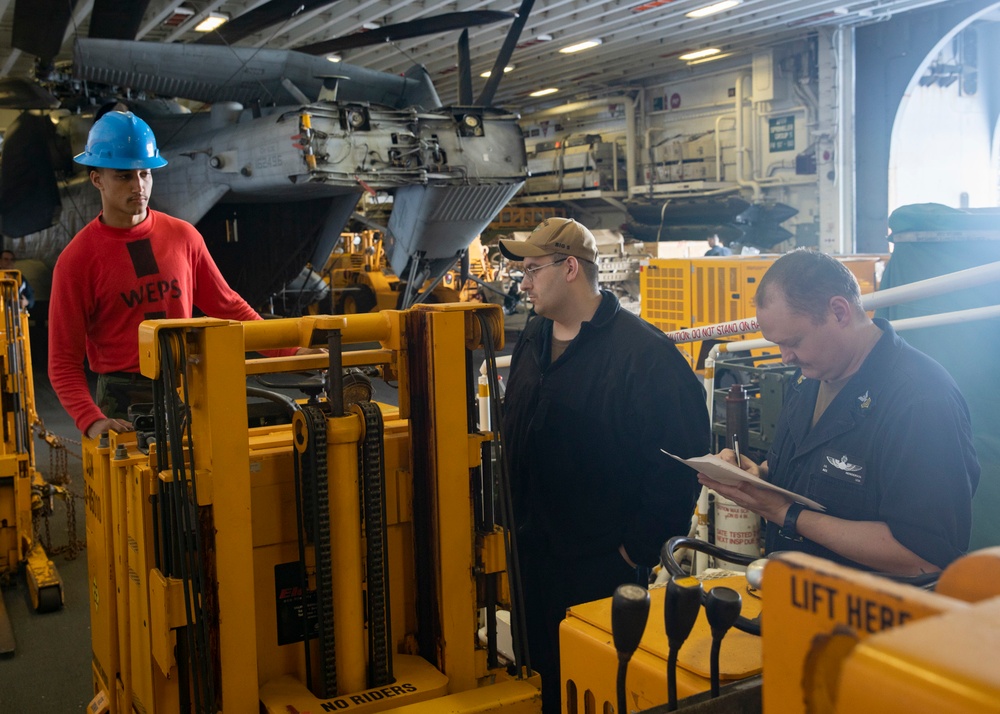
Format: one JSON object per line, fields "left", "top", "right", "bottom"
{"left": 499, "top": 218, "right": 599, "bottom": 263}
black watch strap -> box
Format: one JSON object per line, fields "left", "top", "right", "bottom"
{"left": 779, "top": 502, "right": 808, "bottom": 541}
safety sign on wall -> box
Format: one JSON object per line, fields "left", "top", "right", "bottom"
{"left": 769, "top": 115, "right": 795, "bottom": 152}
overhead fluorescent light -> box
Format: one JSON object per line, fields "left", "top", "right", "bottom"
{"left": 194, "top": 12, "right": 228, "bottom": 32}
{"left": 362, "top": 21, "right": 381, "bottom": 30}
{"left": 481, "top": 66, "right": 515, "bottom": 78}
{"left": 687, "top": 52, "right": 733, "bottom": 65}
{"left": 685, "top": 0, "right": 742, "bottom": 18}
{"left": 326, "top": 54, "right": 342, "bottom": 62}
{"left": 678, "top": 47, "right": 721, "bottom": 61}
{"left": 559, "top": 39, "right": 602, "bottom": 54}
{"left": 529, "top": 88, "right": 559, "bottom": 97}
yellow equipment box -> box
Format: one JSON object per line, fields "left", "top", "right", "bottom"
{"left": 640, "top": 254, "right": 887, "bottom": 370}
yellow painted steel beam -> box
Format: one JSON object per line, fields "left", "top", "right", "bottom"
{"left": 327, "top": 412, "right": 368, "bottom": 693}
{"left": 424, "top": 308, "right": 480, "bottom": 692}
{"left": 191, "top": 321, "right": 260, "bottom": 713}
{"left": 84, "top": 434, "right": 120, "bottom": 710}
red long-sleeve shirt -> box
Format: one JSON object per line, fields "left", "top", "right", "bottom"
{"left": 49, "top": 210, "right": 291, "bottom": 433}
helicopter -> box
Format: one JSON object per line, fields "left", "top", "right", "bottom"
{"left": 0, "top": 0, "right": 532, "bottom": 311}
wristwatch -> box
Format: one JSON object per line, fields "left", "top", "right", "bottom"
{"left": 779, "top": 502, "right": 808, "bottom": 541}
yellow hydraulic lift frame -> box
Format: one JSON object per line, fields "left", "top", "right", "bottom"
{"left": 83, "top": 307, "right": 541, "bottom": 713}
{"left": 0, "top": 271, "right": 62, "bottom": 656}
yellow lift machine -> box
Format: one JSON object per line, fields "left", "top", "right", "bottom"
{"left": 83, "top": 305, "right": 539, "bottom": 713}
{"left": 0, "top": 269, "right": 65, "bottom": 656}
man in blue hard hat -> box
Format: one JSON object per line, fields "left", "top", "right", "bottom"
{"left": 48, "top": 110, "right": 318, "bottom": 439}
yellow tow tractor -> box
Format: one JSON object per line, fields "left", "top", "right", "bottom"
{"left": 324, "top": 231, "right": 501, "bottom": 313}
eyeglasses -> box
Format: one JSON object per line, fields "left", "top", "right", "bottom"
{"left": 520, "top": 258, "right": 567, "bottom": 280}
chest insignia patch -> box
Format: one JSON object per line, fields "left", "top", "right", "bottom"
{"left": 821, "top": 451, "right": 865, "bottom": 485}
{"left": 857, "top": 390, "right": 872, "bottom": 410}
{"left": 826, "top": 455, "right": 862, "bottom": 472}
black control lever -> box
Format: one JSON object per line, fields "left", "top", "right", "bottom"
{"left": 661, "top": 536, "right": 761, "bottom": 635}
{"left": 664, "top": 575, "right": 703, "bottom": 711}
{"left": 705, "top": 586, "right": 742, "bottom": 697}
{"left": 611, "top": 583, "right": 651, "bottom": 714}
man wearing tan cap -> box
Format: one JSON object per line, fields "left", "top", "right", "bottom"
{"left": 500, "top": 218, "right": 710, "bottom": 713}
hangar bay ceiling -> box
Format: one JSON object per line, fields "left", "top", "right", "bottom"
{"left": 0, "top": 0, "right": 957, "bottom": 112}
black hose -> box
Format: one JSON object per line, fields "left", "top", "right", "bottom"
{"left": 661, "top": 535, "right": 942, "bottom": 640}
{"left": 476, "top": 312, "right": 531, "bottom": 676}
{"left": 157, "top": 330, "right": 217, "bottom": 713}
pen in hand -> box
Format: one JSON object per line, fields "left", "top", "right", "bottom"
{"left": 732, "top": 434, "right": 742, "bottom": 469}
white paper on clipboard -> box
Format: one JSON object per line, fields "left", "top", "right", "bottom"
{"left": 661, "top": 450, "right": 826, "bottom": 511}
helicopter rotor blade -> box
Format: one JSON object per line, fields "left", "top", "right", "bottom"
{"left": 11, "top": 0, "right": 77, "bottom": 61}
{"left": 196, "top": 0, "right": 345, "bottom": 46}
{"left": 457, "top": 29, "right": 473, "bottom": 105}
{"left": 476, "top": 0, "right": 535, "bottom": 106}
{"left": 296, "top": 10, "right": 513, "bottom": 55}
{"left": 12, "top": 0, "right": 151, "bottom": 60}
{"left": 88, "top": 0, "right": 153, "bottom": 40}
{"left": 0, "top": 78, "right": 61, "bottom": 110}
{"left": 0, "top": 113, "right": 63, "bottom": 237}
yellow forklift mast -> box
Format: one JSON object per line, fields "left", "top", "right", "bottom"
{"left": 0, "top": 270, "right": 64, "bottom": 654}
{"left": 83, "top": 306, "right": 540, "bottom": 713}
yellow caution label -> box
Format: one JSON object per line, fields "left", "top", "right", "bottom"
{"left": 87, "top": 690, "right": 110, "bottom": 714}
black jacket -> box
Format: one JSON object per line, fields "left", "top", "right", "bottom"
{"left": 502, "top": 291, "right": 710, "bottom": 567}
{"left": 764, "top": 319, "right": 979, "bottom": 569}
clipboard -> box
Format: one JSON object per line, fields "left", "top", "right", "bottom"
{"left": 662, "top": 450, "right": 825, "bottom": 511}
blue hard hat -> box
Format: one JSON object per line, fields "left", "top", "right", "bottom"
{"left": 73, "top": 111, "right": 168, "bottom": 169}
